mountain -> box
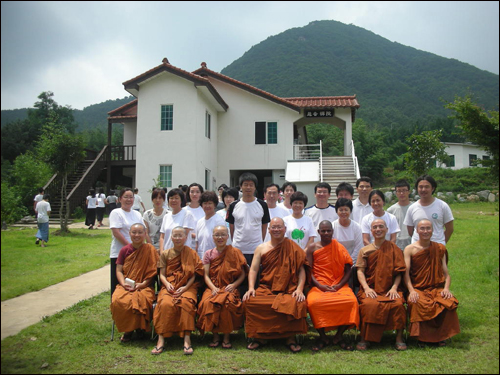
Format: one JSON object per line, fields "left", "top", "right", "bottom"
{"left": 221, "top": 20, "right": 499, "bottom": 127}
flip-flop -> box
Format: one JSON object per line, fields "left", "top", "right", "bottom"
{"left": 312, "top": 338, "right": 329, "bottom": 352}
{"left": 395, "top": 342, "right": 407, "bottom": 351}
{"left": 222, "top": 341, "right": 232, "bottom": 349}
{"left": 209, "top": 340, "right": 221, "bottom": 348}
{"left": 183, "top": 345, "right": 194, "bottom": 355}
{"left": 287, "top": 342, "right": 301, "bottom": 353}
{"left": 247, "top": 341, "right": 266, "bottom": 350}
{"left": 356, "top": 342, "right": 369, "bottom": 351}
{"left": 438, "top": 340, "right": 447, "bottom": 347}
{"left": 151, "top": 346, "right": 164, "bottom": 355}
{"left": 337, "top": 340, "right": 354, "bottom": 351}
{"left": 120, "top": 332, "right": 133, "bottom": 343}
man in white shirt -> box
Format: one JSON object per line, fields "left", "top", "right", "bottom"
{"left": 132, "top": 188, "right": 146, "bottom": 213}
{"left": 263, "top": 183, "right": 290, "bottom": 242}
{"left": 304, "top": 182, "right": 338, "bottom": 229}
{"left": 387, "top": 179, "right": 414, "bottom": 250}
{"left": 352, "top": 177, "right": 374, "bottom": 224}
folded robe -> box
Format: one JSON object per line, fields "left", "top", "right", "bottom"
{"left": 244, "top": 238, "right": 308, "bottom": 339}
{"left": 110, "top": 243, "right": 158, "bottom": 332}
{"left": 408, "top": 241, "right": 460, "bottom": 342}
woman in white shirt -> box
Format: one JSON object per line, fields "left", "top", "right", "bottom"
{"left": 283, "top": 191, "right": 316, "bottom": 250}
{"left": 96, "top": 188, "right": 107, "bottom": 227}
{"left": 85, "top": 189, "right": 97, "bottom": 230}
{"left": 332, "top": 198, "right": 363, "bottom": 264}
{"left": 160, "top": 188, "right": 196, "bottom": 251}
{"left": 35, "top": 194, "right": 51, "bottom": 247}
{"left": 196, "top": 191, "right": 226, "bottom": 259}
{"left": 361, "top": 190, "right": 400, "bottom": 245}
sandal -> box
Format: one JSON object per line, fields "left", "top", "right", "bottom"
{"left": 209, "top": 340, "right": 221, "bottom": 348}
{"left": 438, "top": 340, "right": 447, "bottom": 347}
{"left": 151, "top": 346, "right": 164, "bottom": 355}
{"left": 312, "top": 338, "right": 329, "bottom": 352}
{"left": 395, "top": 342, "right": 407, "bottom": 351}
{"left": 222, "top": 341, "right": 232, "bottom": 349}
{"left": 247, "top": 341, "right": 266, "bottom": 350}
{"left": 286, "top": 342, "right": 302, "bottom": 353}
{"left": 120, "top": 332, "right": 133, "bottom": 343}
{"left": 356, "top": 342, "right": 369, "bottom": 351}
{"left": 183, "top": 345, "right": 194, "bottom": 355}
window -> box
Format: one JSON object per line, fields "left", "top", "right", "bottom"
{"left": 255, "top": 121, "right": 278, "bottom": 144}
{"left": 205, "top": 111, "right": 211, "bottom": 139}
{"left": 469, "top": 154, "right": 477, "bottom": 167}
{"left": 205, "top": 169, "right": 211, "bottom": 191}
{"left": 159, "top": 165, "right": 172, "bottom": 188}
{"left": 448, "top": 155, "right": 455, "bottom": 167}
{"left": 161, "top": 105, "right": 173, "bottom": 131}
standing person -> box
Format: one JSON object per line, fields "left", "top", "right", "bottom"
{"left": 404, "top": 219, "right": 460, "bottom": 347}
{"left": 404, "top": 175, "right": 454, "bottom": 245}
{"left": 304, "top": 182, "right": 338, "bottom": 229}
{"left": 332, "top": 198, "right": 363, "bottom": 264}
{"left": 33, "top": 187, "right": 44, "bottom": 212}
{"left": 105, "top": 190, "right": 118, "bottom": 215}
{"left": 85, "top": 189, "right": 97, "bottom": 230}
{"left": 361, "top": 190, "right": 400, "bottom": 246}
{"left": 387, "top": 180, "right": 414, "bottom": 250}
{"left": 132, "top": 188, "right": 146, "bottom": 213}
{"left": 196, "top": 191, "right": 226, "bottom": 259}
{"left": 226, "top": 173, "right": 270, "bottom": 266}
{"left": 35, "top": 194, "right": 51, "bottom": 247}
{"left": 263, "top": 183, "right": 290, "bottom": 242}
{"left": 96, "top": 188, "right": 107, "bottom": 228}
{"left": 216, "top": 184, "right": 228, "bottom": 211}
{"left": 283, "top": 191, "right": 316, "bottom": 250}
{"left": 184, "top": 183, "right": 205, "bottom": 248}
{"left": 109, "top": 188, "right": 145, "bottom": 295}
{"left": 335, "top": 182, "right": 355, "bottom": 201}
{"left": 278, "top": 181, "right": 296, "bottom": 214}
{"left": 216, "top": 188, "right": 239, "bottom": 245}
{"left": 352, "top": 177, "right": 374, "bottom": 224}
{"left": 159, "top": 188, "right": 196, "bottom": 252}
{"left": 356, "top": 219, "right": 407, "bottom": 351}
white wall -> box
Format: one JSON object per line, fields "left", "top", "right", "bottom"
{"left": 441, "top": 143, "right": 491, "bottom": 170}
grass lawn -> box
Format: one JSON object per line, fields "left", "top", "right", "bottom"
{"left": 1, "top": 227, "right": 111, "bottom": 301}
{"left": 1, "top": 202, "right": 498, "bottom": 373}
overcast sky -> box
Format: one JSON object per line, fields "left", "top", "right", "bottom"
{"left": 1, "top": 1, "right": 498, "bottom": 110}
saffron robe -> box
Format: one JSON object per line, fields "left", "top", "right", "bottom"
{"left": 153, "top": 246, "right": 203, "bottom": 337}
{"left": 244, "top": 238, "right": 308, "bottom": 339}
{"left": 110, "top": 243, "right": 159, "bottom": 332}
{"left": 356, "top": 241, "right": 407, "bottom": 342}
{"left": 408, "top": 241, "right": 460, "bottom": 342}
{"left": 196, "top": 246, "right": 248, "bottom": 334}
{"left": 307, "top": 240, "right": 360, "bottom": 331}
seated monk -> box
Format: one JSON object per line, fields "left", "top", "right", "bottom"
{"left": 243, "top": 217, "right": 308, "bottom": 353}
{"left": 306, "top": 220, "right": 359, "bottom": 351}
{"left": 151, "top": 227, "right": 203, "bottom": 356}
{"left": 356, "top": 219, "right": 407, "bottom": 351}
{"left": 110, "top": 223, "right": 159, "bottom": 343}
{"left": 404, "top": 219, "right": 460, "bottom": 347}
{"left": 197, "top": 226, "right": 248, "bottom": 349}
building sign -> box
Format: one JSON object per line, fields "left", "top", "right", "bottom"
{"left": 305, "top": 109, "right": 334, "bottom": 118}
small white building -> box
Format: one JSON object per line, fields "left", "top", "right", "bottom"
{"left": 107, "top": 58, "right": 360, "bottom": 209}
{"left": 440, "top": 142, "right": 492, "bottom": 170}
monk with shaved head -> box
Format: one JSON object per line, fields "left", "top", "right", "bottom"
{"left": 356, "top": 219, "right": 407, "bottom": 351}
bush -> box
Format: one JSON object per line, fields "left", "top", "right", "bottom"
{"left": 1, "top": 182, "right": 29, "bottom": 224}
{"left": 71, "top": 206, "right": 85, "bottom": 219}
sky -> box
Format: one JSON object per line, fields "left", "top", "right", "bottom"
{"left": 1, "top": 1, "right": 499, "bottom": 111}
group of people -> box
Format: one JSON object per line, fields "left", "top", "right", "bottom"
{"left": 108, "top": 172, "right": 460, "bottom": 355}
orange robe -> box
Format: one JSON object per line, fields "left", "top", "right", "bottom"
{"left": 244, "top": 238, "right": 308, "bottom": 339}
{"left": 408, "top": 242, "right": 460, "bottom": 342}
{"left": 153, "top": 246, "right": 203, "bottom": 338}
{"left": 307, "top": 240, "right": 359, "bottom": 331}
{"left": 110, "top": 243, "right": 159, "bottom": 332}
{"left": 356, "top": 241, "right": 407, "bottom": 342}
{"left": 196, "top": 246, "right": 248, "bottom": 334}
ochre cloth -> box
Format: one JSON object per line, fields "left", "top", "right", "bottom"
{"left": 408, "top": 241, "right": 460, "bottom": 342}
{"left": 153, "top": 246, "right": 203, "bottom": 337}
{"left": 244, "top": 238, "right": 308, "bottom": 339}
{"left": 307, "top": 240, "right": 359, "bottom": 331}
{"left": 197, "top": 246, "right": 248, "bottom": 334}
{"left": 110, "top": 243, "right": 159, "bottom": 332}
{"left": 357, "top": 241, "right": 407, "bottom": 342}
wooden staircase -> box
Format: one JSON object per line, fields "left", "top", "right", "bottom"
{"left": 321, "top": 156, "right": 359, "bottom": 204}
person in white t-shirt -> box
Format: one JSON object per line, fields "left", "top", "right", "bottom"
{"left": 352, "top": 177, "right": 374, "bottom": 224}
{"left": 35, "top": 194, "right": 51, "bottom": 247}
{"left": 184, "top": 183, "right": 205, "bottom": 246}
{"left": 263, "top": 183, "right": 290, "bottom": 242}
{"left": 404, "top": 175, "right": 454, "bottom": 245}
{"left": 96, "top": 188, "right": 107, "bottom": 227}
{"left": 33, "top": 187, "right": 45, "bottom": 212}
{"left": 332, "top": 198, "right": 363, "bottom": 264}
{"left": 132, "top": 188, "right": 146, "bottom": 213}
{"left": 304, "top": 182, "right": 338, "bottom": 229}
{"left": 361, "top": 190, "right": 400, "bottom": 246}
{"left": 387, "top": 179, "right": 414, "bottom": 250}
{"left": 85, "top": 189, "right": 97, "bottom": 230}
{"left": 216, "top": 188, "right": 239, "bottom": 245}
{"left": 283, "top": 191, "right": 316, "bottom": 250}
{"left": 160, "top": 188, "right": 197, "bottom": 251}
{"left": 196, "top": 191, "right": 226, "bottom": 259}
{"left": 277, "top": 181, "right": 296, "bottom": 214}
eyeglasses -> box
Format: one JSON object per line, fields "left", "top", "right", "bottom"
{"left": 396, "top": 189, "right": 409, "bottom": 194}
{"left": 213, "top": 234, "right": 228, "bottom": 238}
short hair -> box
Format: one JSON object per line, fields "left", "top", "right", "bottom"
{"left": 416, "top": 218, "right": 433, "bottom": 229}
{"left": 222, "top": 188, "right": 239, "bottom": 201}
{"left": 167, "top": 188, "right": 187, "bottom": 207}
{"left": 200, "top": 191, "right": 218, "bottom": 206}
{"left": 89, "top": 188, "right": 95, "bottom": 196}
{"left": 369, "top": 190, "right": 385, "bottom": 204}
{"left": 186, "top": 183, "right": 204, "bottom": 203}
{"left": 281, "top": 181, "right": 297, "bottom": 192}
{"left": 38, "top": 187, "right": 45, "bottom": 193}
{"left": 42, "top": 193, "right": 50, "bottom": 200}
{"left": 314, "top": 182, "right": 331, "bottom": 194}
{"left": 171, "top": 226, "right": 186, "bottom": 236}
{"left": 133, "top": 188, "right": 139, "bottom": 193}
{"left": 218, "top": 184, "right": 228, "bottom": 190}
{"left": 356, "top": 176, "right": 373, "bottom": 188}
{"left": 239, "top": 172, "right": 258, "bottom": 187}
{"left": 264, "top": 183, "right": 280, "bottom": 194}
{"left": 416, "top": 175, "right": 437, "bottom": 194}
{"left": 119, "top": 188, "right": 134, "bottom": 198}
{"left": 395, "top": 179, "right": 410, "bottom": 190}
{"left": 335, "top": 197, "right": 353, "bottom": 212}
{"left": 151, "top": 188, "right": 166, "bottom": 201}
{"left": 130, "top": 222, "right": 146, "bottom": 231}
{"left": 336, "top": 182, "right": 354, "bottom": 197}
{"left": 290, "top": 191, "right": 308, "bottom": 206}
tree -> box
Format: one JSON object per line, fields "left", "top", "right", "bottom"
{"left": 445, "top": 95, "right": 499, "bottom": 177}
{"left": 403, "top": 129, "right": 449, "bottom": 177}
{"left": 36, "top": 114, "right": 86, "bottom": 232}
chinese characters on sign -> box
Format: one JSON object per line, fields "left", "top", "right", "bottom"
{"left": 305, "top": 109, "right": 334, "bottom": 117}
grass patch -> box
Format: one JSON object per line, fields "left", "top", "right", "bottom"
{"left": 1, "top": 202, "right": 498, "bottom": 373}
{"left": 1, "top": 228, "right": 110, "bottom": 301}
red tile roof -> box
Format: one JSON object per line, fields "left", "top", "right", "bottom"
{"left": 108, "top": 99, "right": 138, "bottom": 116}
{"left": 284, "top": 96, "right": 360, "bottom": 108}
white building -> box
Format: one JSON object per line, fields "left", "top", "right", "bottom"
{"left": 107, "top": 58, "right": 360, "bottom": 210}
{"left": 440, "top": 142, "right": 492, "bottom": 170}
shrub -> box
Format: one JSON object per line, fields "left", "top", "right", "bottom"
{"left": 1, "top": 182, "right": 29, "bottom": 224}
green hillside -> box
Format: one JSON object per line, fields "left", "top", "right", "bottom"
{"left": 221, "top": 20, "right": 499, "bottom": 127}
